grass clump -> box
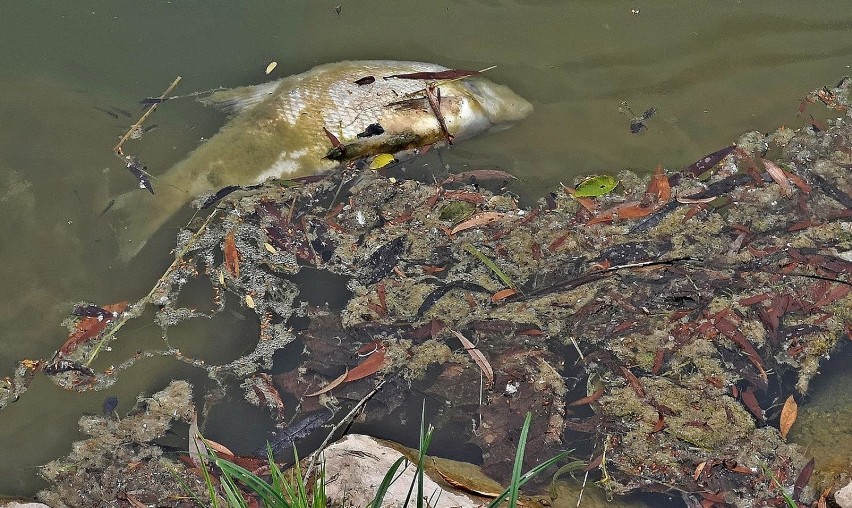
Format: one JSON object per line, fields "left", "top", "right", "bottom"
{"left": 190, "top": 410, "right": 568, "bottom": 508}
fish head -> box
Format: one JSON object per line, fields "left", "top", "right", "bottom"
{"left": 455, "top": 76, "right": 533, "bottom": 134}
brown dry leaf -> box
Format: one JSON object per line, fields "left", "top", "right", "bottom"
{"left": 344, "top": 347, "right": 386, "bottom": 382}
{"left": 761, "top": 158, "right": 793, "bottom": 198}
{"left": 450, "top": 212, "right": 506, "bottom": 235}
{"left": 779, "top": 394, "right": 798, "bottom": 439}
{"left": 491, "top": 288, "right": 517, "bottom": 302}
{"left": 224, "top": 230, "right": 240, "bottom": 278}
{"left": 450, "top": 329, "right": 494, "bottom": 385}
{"left": 306, "top": 368, "right": 349, "bottom": 397}
{"left": 647, "top": 165, "right": 671, "bottom": 202}
{"left": 693, "top": 461, "right": 707, "bottom": 481}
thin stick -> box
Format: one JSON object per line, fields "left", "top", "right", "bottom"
{"left": 303, "top": 378, "right": 386, "bottom": 483}
{"left": 83, "top": 206, "right": 218, "bottom": 367}
{"left": 114, "top": 76, "right": 182, "bottom": 154}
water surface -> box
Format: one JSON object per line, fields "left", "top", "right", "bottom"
{"left": 1, "top": 0, "right": 850, "bottom": 498}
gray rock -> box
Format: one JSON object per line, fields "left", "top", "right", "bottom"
{"left": 836, "top": 480, "right": 852, "bottom": 508}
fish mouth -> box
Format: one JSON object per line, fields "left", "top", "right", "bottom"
{"left": 463, "top": 78, "right": 534, "bottom": 128}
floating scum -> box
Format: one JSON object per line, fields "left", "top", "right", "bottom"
{"left": 2, "top": 78, "right": 851, "bottom": 507}
{"left": 107, "top": 60, "right": 533, "bottom": 260}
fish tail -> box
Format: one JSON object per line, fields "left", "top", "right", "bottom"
{"left": 109, "top": 184, "right": 188, "bottom": 262}
{"left": 202, "top": 80, "right": 283, "bottom": 115}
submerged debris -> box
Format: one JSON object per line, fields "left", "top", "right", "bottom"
{"left": 3, "top": 76, "right": 851, "bottom": 507}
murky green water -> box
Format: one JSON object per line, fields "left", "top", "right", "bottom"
{"left": 1, "top": 0, "right": 850, "bottom": 499}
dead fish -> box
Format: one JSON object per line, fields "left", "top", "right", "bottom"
{"left": 108, "top": 60, "right": 533, "bottom": 260}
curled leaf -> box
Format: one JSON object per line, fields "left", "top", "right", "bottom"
{"left": 450, "top": 329, "right": 494, "bottom": 385}
{"left": 451, "top": 212, "right": 506, "bottom": 235}
{"left": 761, "top": 158, "right": 793, "bottom": 198}
{"left": 224, "top": 231, "right": 240, "bottom": 278}
{"left": 265, "top": 61, "right": 278, "bottom": 75}
{"left": 306, "top": 368, "right": 349, "bottom": 397}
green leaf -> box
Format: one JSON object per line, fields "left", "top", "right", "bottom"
{"left": 574, "top": 175, "right": 618, "bottom": 197}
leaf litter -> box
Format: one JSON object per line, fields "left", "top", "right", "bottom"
{"left": 2, "top": 77, "right": 851, "bottom": 508}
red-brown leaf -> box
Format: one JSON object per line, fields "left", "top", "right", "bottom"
{"left": 60, "top": 302, "right": 128, "bottom": 355}
{"left": 740, "top": 386, "right": 765, "bottom": 423}
{"left": 491, "top": 288, "right": 517, "bottom": 303}
{"left": 619, "top": 366, "right": 646, "bottom": 398}
{"left": 344, "top": 348, "right": 386, "bottom": 382}
{"left": 569, "top": 386, "right": 605, "bottom": 406}
{"left": 224, "top": 231, "right": 240, "bottom": 278}
{"left": 450, "top": 212, "right": 507, "bottom": 235}
{"left": 647, "top": 165, "right": 671, "bottom": 202}
{"left": 794, "top": 458, "right": 815, "bottom": 499}
{"left": 651, "top": 412, "right": 666, "bottom": 433}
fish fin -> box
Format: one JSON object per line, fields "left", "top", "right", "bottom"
{"left": 108, "top": 184, "right": 189, "bottom": 262}
{"left": 202, "top": 80, "right": 283, "bottom": 115}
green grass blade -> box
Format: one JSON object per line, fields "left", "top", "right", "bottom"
{"left": 508, "top": 412, "right": 531, "bottom": 508}
{"left": 369, "top": 456, "right": 408, "bottom": 508}
{"left": 462, "top": 243, "right": 517, "bottom": 290}
{"left": 214, "top": 457, "right": 290, "bottom": 507}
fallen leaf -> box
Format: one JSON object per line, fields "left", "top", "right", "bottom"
{"left": 245, "top": 294, "right": 255, "bottom": 309}
{"left": 224, "top": 231, "right": 240, "bottom": 278}
{"left": 794, "top": 458, "right": 815, "bottom": 499}
{"left": 265, "top": 61, "right": 277, "bottom": 75}
{"left": 491, "top": 288, "right": 517, "bottom": 302}
{"left": 647, "top": 165, "right": 671, "bottom": 202}
{"left": 779, "top": 394, "right": 798, "bottom": 439}
{"left": 569, "top": 386, "right": 605, "bottom": 406}
{"left": 354, "top": 76, "right": 375, "bottom": 86}
{"left": 451, "top": 329, "right": 494, "bottom": 385}
{"left": 619, "top": 366, "right": 646, "bottom": 398}
{"left": 369, "top": 153, "right": 396, "bottom": 170}
{"left": 450, "top": 212, "right": 506, "bottom": 235}
{"left": 682, "top": 145, "right": 735, "bottom": 177}
{"left": 306, "top": 368, "right": 349, "bottom": 397}
{"left": 761, "top": 159, "right": 792, "bottom": 198}
{"left": 740, "top": 386, "right": 765, "bottom": 423}
{"left": 125, "top": 494, "right": 148, "bottom": 508}
{"left": 344, "top": 347, "right": 386, "bottom": 382}
{"left": 264, "top": 242, "right": 276, "bottom": 254}
{"left": 574, "top": 175, "right": 618, "bottom": 197}
{"left": 693, "top": 461, "right": 707, "bottom": 481}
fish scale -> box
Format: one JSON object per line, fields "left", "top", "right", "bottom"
{"left": 108, "top": 60, "right": 532, "bottom": 260}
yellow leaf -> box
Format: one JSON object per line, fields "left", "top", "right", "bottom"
{"left": 369, "top": 153, "right": 396, "bottom": 170}
{"left": 245, "top": 294, "right": 255, "bottom": 309}
{"left": 780, "top": 394, "right": 798, "bottom": 439}
{"left": 218, "top": 270, "right": 225, "bottom": 286}
{"left": 264, "top": 242, "right": 276, "bottom": 254}
{"left": 265, "top": 61, "right": 278, "bottom": 75}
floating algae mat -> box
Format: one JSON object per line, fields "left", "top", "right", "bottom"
{"left": 2, "top": 78, "right": 851, "bottom": 507}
